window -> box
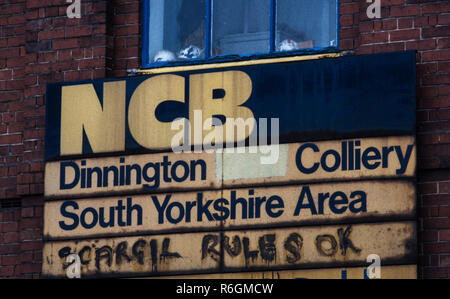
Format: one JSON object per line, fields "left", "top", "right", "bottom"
{"left": 212, "top": 0, "right": 271, "bottom": 56}
{"left": 142, "top": 0, "right": 338, "bottom": 67}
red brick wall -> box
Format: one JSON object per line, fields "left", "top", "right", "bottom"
{"left": 106, "top": 0, "right": 140, "bottom": 78}
{"left": 0, "top": 0, "right": 140, "bottom": 278}
{"left": 340, "top": 0, "right": 450, "bottom": 279}
{"left": 0, "top": 0, "right": 449, "bottom": 278}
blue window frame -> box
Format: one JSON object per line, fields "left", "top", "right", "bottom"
{"left": 142, "top": 0, "right": 339, "bottom": 68}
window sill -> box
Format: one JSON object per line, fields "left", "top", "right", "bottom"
{"left": 138, "top": 49, "right": 341, "bottom": 75}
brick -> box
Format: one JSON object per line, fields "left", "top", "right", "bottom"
{"left": 34, "top": 207, "right": 43, "bottom": 218}
{"left": 0, "top": 210, "right": 20, "bottom": 223}
{"left": 419, "top": 182, "right": 438, "bottom": 195}
{"left": 26, "top": 40, "right": 52, "bottom": 53}
{"left": 390, "top": 29, "right": 420, "bottom": 41}
{"left": 39, "top": 29, "right": 65, "bottom": 40}
{"left": 422, "top": 3, "right": 450, "bottom": 15}
{"left": 0, "top": 243, "right": 19, "bottom": 255}
{"left": 422, "top": 74, "right": 450, "bottom": 85}
{"left": 340, "top": 39, "right": 354, "bottom": 51}
{"left": 340, "top": 27, "right": 358, "bottom": 39}
{"left": 438, "top": 38, "right": 450, "bottom": 49}
{"left": 359, "top": 21, "right": 374, "bottom": 33}
{"left": 424, "top": 242, "right": 450, "bottom": 254}
{"left": 419, "top": 99, "right": 450, "bottom": 111}
{"left": 439, "top": 14, "right": 450, "bottom": 25}
{"left": 390, "top": 5, "right": 420, "bottom": 17}
{"left": 418, "top": 86, "right": 438, "bottom": 98}
{"left": 115, "top": 2, "right": 139, "bottom": 14}
{"left": 29, "top": 183, "right": 44, "bottom": 195}
{"left": 424, "top": 218, "right": 450, "bottom": 229}
{"left": 52, "top": 38, "right": 79, "bottom": 50}
{"left": 439, "top": 62, "right": 450, "bottom": 73}
{"left": 20, "top": 241, "right": 42, "bottom": 252}
{"left": 422, "top": 50, "right": 450, "bottom": 62}
{"left": 0, "top": 266, "right": 15, "bottom": 277}
{"left": 340, "top": 15, "right": 354, "bottom": 27}
{"left": 423, "top": 26, "right": 450, "bottom": 39}
{"left": 26, "top": 0, "right": 52, "bottom": 9}
{"left": 19, "top": 252, "right": 34, "bottom": 263}
{"left": 398, "top": 18, "right": 413, "bottom": 29}
{"left": 65, "top": 26, "right": 93, "bottom": 38}
{"left": 115, "top": 25, "right": 140, "bottom": 36}
{"left": 440, "top": 181, "right": 450, "bottom": 193}
{"left": 440, "top": 230, "right": 450, "bottom": 241}
{"left": 3, "top": 232, "right": 20, "bottom": 243}
{"left": 373, "top": 20, "right": 382, "bottom": 31}
{"left": 421, "top": 230, "right": 438, "bottom": 242}
{"left": 421, "top": 206, "right": 439, "bottom": 217}
{"left": 417, "top": 62, "right": 437, "bottom": 75}
{"left": 418, "top": 154, "right": 437, "bottom": 170}
{"left": 382, "top": 19, "right": 397, "bottom": 30}
{"left": 0, "top": 70, "right": 13, "bottom": 80}
{"left": 436, "top": 131, "right": 450, "bottom": 143}
{"left": 0, "top": 222, "right": 19, "bottom": 233}
{"left": 21, "top": 207, "right": 34, "bottom": 218}
{"left": 406, "top": 39, "right": 436, "bottom": 51}
{"left": 356, "top": 42, "right": 405, "bottom": 54}
{"left": 340, "top": 3, "right": 360, "bottom": 15}
{"left": 0, "top": 134, "right": 22, "bottom": 146}
{"left": 440, "top": 255, "right": 450, "bottom": 266}
{"left": 361, "top": 32, "right": 389, "bottom": 44}
{"left": 414, "top": 16, "right": 429, "bottom": 28}
{"left": 431, "top": 255, "right": 440, "bottom": 267}
{"left": 7, "top": 37, "right": 25, "bottom": 47}
{"left": 16, "top": 185, "right": 30, "bottom": 195}
{"left": 7, "top": 15, "right": 25, "bottom": 25}
{"left": 20, "top": 218, "right": 42, "bottom": 229}
{"left": 440, "top": 206, "right": 450, "bottom": 217}
{"left": 18, "top": 263, "right": 41, "bottom": 274}
{"left": 439, "top": 86, "right": 450, "bottom": 96}
{"left": 422, "top": 267, "right": 450, "bottom": 279}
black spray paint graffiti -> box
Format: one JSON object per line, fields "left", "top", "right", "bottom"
{"left": 58, "top": 238, "right": 182, "bottom": 272}
{"left": 315, "top": 226, "right": 362, "bottom": 257}
{"left": 284, "top": 233, "right": 303, "bottom": 264}
{"left": 56, "top": 225, "right": 361, "bottom": 273}
{"left": 201, "top": 226, "right": 361, "bottom": 266}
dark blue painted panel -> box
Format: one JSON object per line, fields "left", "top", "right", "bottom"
{"left": 46, "top": 51, "right": 416, "bottom": 161}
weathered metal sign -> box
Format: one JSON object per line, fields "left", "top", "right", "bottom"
{"left": 44, "top": 136, "right": 416, "bottom": 198}
{"left": 44, "top": 180, "right": 415, "bottom": 240}
{"left": 42, "top": 222, "right": 416, "bottom": 278}
{"left": 45, "top": 51, "right": 416, "bottom": 161}
{"left": 155, "top": 265, "right": 417, "bottom": 279}
{"left": 43, "top": 52, "right": 417, "bottom": 279}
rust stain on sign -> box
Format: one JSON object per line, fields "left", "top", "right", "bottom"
{"left": 42, "top": 222, "right": 416, "bottom": 278}
{"left": 44, "top": 181, "right": 416, "bottom": 240}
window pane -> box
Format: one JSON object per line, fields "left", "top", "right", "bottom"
{"left": 149, "top": 0, "right": 206, "bottom": 63}
{"left": 212, "top": 0, "right": 271, "bottom": 56}
{"left": 276, "top": 0, "right": 337, "bottom": 52}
